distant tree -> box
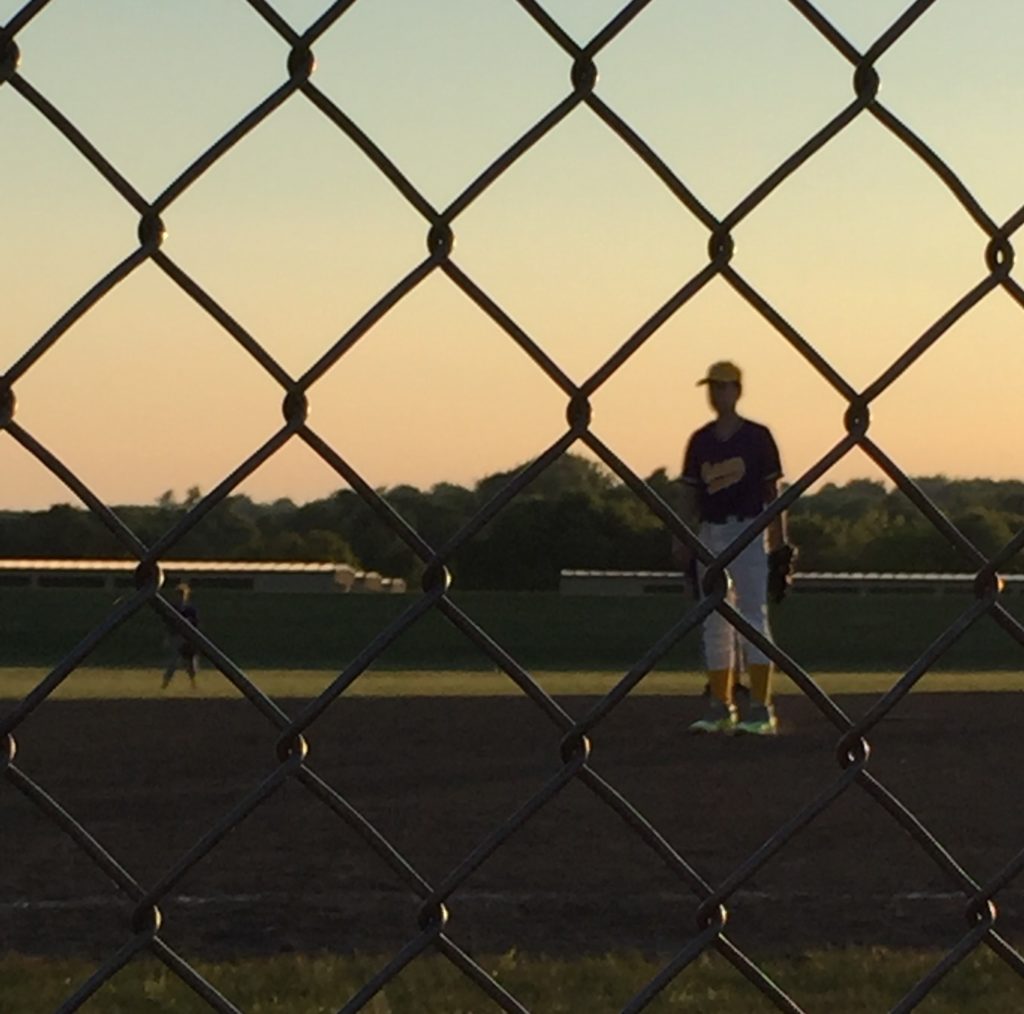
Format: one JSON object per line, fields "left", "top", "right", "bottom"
{"left": 173, "top": 496, "right": 260, "bottom": 560}
{"left": 264, "top": 531, "right": 307, "bottom": 561}
{"left": 6, "top": 471, "right": 1024, "bottom": 583}
{"left": 303, "top": 529, "right": 359, "bottom": 565}
{"left": 791, "top": 479, "right": 886, "bottom": 522}
{"left": 474, "top": 453, "right": 613, "bottom": 506}
{"left": 429, "top": 482, "right": 476, "bottom": 514}
{"left": 788, "top": 514, "right": 843, "bottom": 571}
{"left": 951, "top": 507, "right": 1015, "bottom": 562}
{"left": 643, "top": 467, "right": 676, "bottom": 505}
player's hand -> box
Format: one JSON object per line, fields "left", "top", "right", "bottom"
{"left": 767, "top": 543, "right": 797, "bottom": 603}
{"left": 671, "top": 538, "right": 700, "bottom": 598}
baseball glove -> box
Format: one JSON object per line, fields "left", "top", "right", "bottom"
{"left": 767, "top": 544, "right": 796, "bottom": 603}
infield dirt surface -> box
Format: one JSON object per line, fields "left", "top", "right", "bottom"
{"left": 3, "top": 692, "right": 1023, "bottom": 962}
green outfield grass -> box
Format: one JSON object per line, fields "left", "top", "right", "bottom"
{"left": 2, "top": 948, "right": 1021, "bottom": 1013}
{"left": 4, "top": 588, "right": 1024, "bottom": 675}
{"left": 0, "top": 666, "right": 1021, "bottom": 701}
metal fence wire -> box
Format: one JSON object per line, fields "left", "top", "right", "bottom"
{"left": 2, "top": 1, "right": 1024, "bottom": 1011}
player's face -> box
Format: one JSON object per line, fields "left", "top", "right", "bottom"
{"left": 707, "top": 380, "right": 740, "bottom": 415}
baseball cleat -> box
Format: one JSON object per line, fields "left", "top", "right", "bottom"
{"left": 734, "top": 704, "right": 778, "bottom": 736}
{"left": 688, "top": 700, "right": 738, "bottom": 734}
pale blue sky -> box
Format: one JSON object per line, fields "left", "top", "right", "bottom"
{"left": 2, "top": 1, "right": 1023, "bottom": 508}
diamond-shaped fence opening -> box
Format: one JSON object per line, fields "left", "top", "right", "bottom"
{"left": 2, "top": 0, "right": 1024, "bottom": 1011}
{"left": 161, "top": 97, "right": 431, "bottom": 379}
{"left": 451, "top": 109, "right": 714, "bottom": 377}
{"left": 306, "top": 0, "right": 571, "bottom": 210}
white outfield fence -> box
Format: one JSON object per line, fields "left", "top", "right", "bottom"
{"left": 560, "top": 569, "right": 1024, "bottom": 597}
{"left": 0, "top": 559, "right": 407, "bottom": 594}
{"left": 7, "top": 560, "right": 1015, "bottom": 598}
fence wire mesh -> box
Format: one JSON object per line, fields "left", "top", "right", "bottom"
{"left": 2, "top": 0, "right": 1024, "bottom": 1011}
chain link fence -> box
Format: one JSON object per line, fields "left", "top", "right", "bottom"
{"left": 2, "top": 1, "right": 1024, "bottom": 1010}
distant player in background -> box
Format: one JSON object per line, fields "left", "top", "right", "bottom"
{"left": 161, "top": 582, "right": 200, "bottom": 690}
{"left": 672, "top": 361, "right": 795, "bottom": 735}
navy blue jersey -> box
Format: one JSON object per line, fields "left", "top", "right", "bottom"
{"left": 166, "top": 601, "right": 199, "bottom": 637}
{"left": 681, "top": 419, "right": 782, "bottom": 523}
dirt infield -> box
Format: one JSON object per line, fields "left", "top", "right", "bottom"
{"left": 3, "top": 693, "right": 1023, "bottom": 962}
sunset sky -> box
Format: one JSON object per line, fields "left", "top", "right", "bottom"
{"left": 2, "top": 1, "right": 1022, "bottom": 510}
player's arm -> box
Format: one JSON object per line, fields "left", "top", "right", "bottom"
{"left": 761, "top": 427, "right": 788, "bottom": 554}
{"left": 761, "top": 426, "right": 796, "bottom": 600}
{"left": 763, "top": 478, "right": 787, "bottom": 553}
{"left": 765, "top": 477, "right": 797, "bottom": 602}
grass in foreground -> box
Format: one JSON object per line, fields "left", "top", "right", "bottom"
{"left": 1, "top": 667, "right": 1022, "bottom": 702}
{"left": 3, "top": 947, "right": 1024, "bottom": 1013}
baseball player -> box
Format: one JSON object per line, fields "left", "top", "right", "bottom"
{"left": 672, "top": 361, "right": 795, "bottom": 735}
{"left": 161, "top": 582, "right": 200, "bottom": 690}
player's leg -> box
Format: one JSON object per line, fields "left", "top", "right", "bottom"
{"left": 704, "top": 610, "right": 737, "bottom": 704}
{"left": 689, "top": 527, "right": 739, "bottom": 733}
{"left": 690, "top": 606, "right": 739, "bottom": 732}
{"left": 185, "top": 648, "right": 197, "bottom": 687}
{"left": 733, "top": 629, "right": 750, "bottom": 701}
{"left": 161, "top": 654, "right": 178, "bottom": 689}
{"left": 731, "top": 533, "right": 777, "bottom": 735}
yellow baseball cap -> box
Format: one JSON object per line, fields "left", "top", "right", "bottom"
{"left": 697, "top": 360, "right": 742, "bottom": 386}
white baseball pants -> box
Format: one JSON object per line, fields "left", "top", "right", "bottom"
{"left": 697, "top": 518, "right": 773, "bottom": 671}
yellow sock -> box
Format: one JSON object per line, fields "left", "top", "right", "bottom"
{"left": 749, "top": 663, "right": 772, "bottom": 707}
{"left": 708, "top": 668, "right": 734, "bottom": 707}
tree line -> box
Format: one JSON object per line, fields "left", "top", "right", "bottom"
{"left": 2, "top": 456, "right": 1021, "bottom": 589}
